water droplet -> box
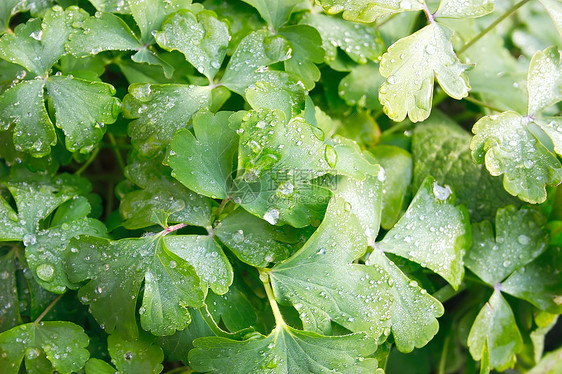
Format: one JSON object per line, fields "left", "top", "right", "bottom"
{"left": 36, "top": 264, "right": 54, "bottom": 282}
{"left": 263, "top": 208, "right": 280, "bottom": 225}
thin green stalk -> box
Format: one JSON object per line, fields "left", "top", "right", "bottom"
{"left": 381, "top": 120, "right": 414, "bottom": 135}
{"left": 107, "top": 133, "right": 125, "bottom": 172}
{"left": 75, "top": 146, "right": 101, "bottom": 175}
{"left": 34, "top": 294, "right": 63, "bottom": 324}
{"left": 260, "top": 270, "right": 285, "bottom": 328}
{"left": 463, "top": 96, "right": 504, "bottom": 113}
{"left": 458, "top": 0, "right": 532, "bottom": 55}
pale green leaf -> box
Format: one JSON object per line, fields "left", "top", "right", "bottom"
{"left": 89, "top": 0, "right": 130, "bottom": 13}
{"left": 66, "top": 12, "right": 142, "bottom": 57}
{"left": 214, "top": 209, "right": 296, "bottom": 267}
{"left": 0, "top": 6, "right": 87, "bottom": 75}
{"left": 245, "top": 78, "right": 306, "bottom": 120}
{"left": 189, "top": 324, "right": 379, "bottom": 373}
{"left": 127, "top": 0, "right": 191, "bottom": 44}
{"left": 163, "top": 235, "right": 234, "bottom": 295}
{"left": 539, "top": 0, "right": 562, "bottom": 36}
{"left": 155, "top": 9, "right": 229, "bottom": 80}
{"left": 241, "top": 0, "right": 301, "bottom": 30}
{"left": 46, "top": 75, "right": 120, "bottom": 153}
{"left": 221, "top": 30, "right": 293, "bottom": 95}
{"left": 527, "top": 46, "right": 561, "bottom": 115}
{"left": 379, "top": 23, "right": 470, "bottom": 122}
{"left": 279, "top": 25, "right": 324, "bottom": 90}
{"left": 122, "top": 83, "right": 211, "bottom": 158}
{"left": 270, "top": 195, "right": 392, "bottom": 337}
{"left": 377, "top": 176, "right": 471, "bottom": 289}
{"left": 470, "top": 111, "right": 562, "bottom": 204}
{"left": 316, "top": 0, "right": 423, "bottom": 23}
{"left": 107, "top": 333, "right": 164, "bottom": 374}
{"left": 302, "top": 14, "right": 384, "bottom": 69}
{"left": 85, "top": 358, "right": 116, "bottom": 374}
{"left": 468, "top": 290, "right": 523, "bottom": 371}
{"left": 0, "top": 321, "right": 89, "bottom": 374}
{"left": 528, "top": 346, "right": 562, "bottom": 374}
{"left": 501, "top": 246, "right": 562, "bottom": 314}
{"left": 465, "top": 205, "right": 547, "bottom": 285}
{"left": 366, "top": 250, "right": 443, "bottom": 352}
{"left": 168, "top": 111, "right": 238, "bottom": 199}
{"left": 434, "top": 0, "right": 494, "bottom": 19}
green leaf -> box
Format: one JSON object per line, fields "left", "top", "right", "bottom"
{"left": 0, "top": 250, "right": 20, "bottom": 332}
{"left": 0, "top": 80, "right": 55, "bottom": 157}
{"left": 26, "top": 217, "right": 107, "bottom": 293}
{"left": 88, "top": 0, "right": 130, "bottom": 13}
{"left": 270, "top": 194, "right": 392, "bottom": 337}
{"left": 163, "top": 235, "right": 233, "bottom": 295}
{"left": 370, "top": 145, "right": 412, "bottom": 230}
{"left": 119, "top": 179, "right": 212, "bottom": 230}
{"left": 527, "top": 46, "right": 561, "bottom": 115}
{"left": 434, "top": 0, "right": 494, "bottom": 19}
{"left": 156, "top": 308, "right": 214, "bottom": 364}
{"left": 84, "top": 358, "right": 116, "bottom": 374}
{"left": 339, "top": 62, "right": 385, "bottom": 110}
{"left": 470, "top": 111, "right": 562, "bottom": 204}
{"left": 379, "top": 23, "right": 470, "bottom": 122}
{"left": 206, "top": 279, "right": 258, "bottom": 332}
{"left": 107, "top": 333, "right": 164, "bottom": 374}
{"left": 366, "top": 250, "right": 443, "bottom": 352}
{"left": 155, "top": 9, "right": 230, "bottom": 80}
{"left": 46, "top": 75, "right": 120, "bottom": 153}
{"left": 468, "top": 290, "right": 523, "bottom": 371}
{"left": 189, "top": 324, "right": 379, "bottom": 373}
{"left": 245, "top": 78, "right": 306, "bottom": 120}
{"left": 241, "top": 0, "right": 301, "bottom": 30}
{"left": 539, "top": 0, "right": 562, "bottom": 36}
{"left": 501, "top": 246, "right": 562, "bottom": 314}
{"left": 167, "top": 111, "right": 238, "bottom": 199}
{"left": 66, "top": 235, "right": 207, "bottom": 337}
{"left": 377, "top": 176, "right": 470, "bottom": 289}
{"left": 412, "top": 113, "right": 521, "bottom": 222}
{"left": 235, "top": 109, "right": 331, "bottom": 227}
{"left": 302, "top": 14, "right": 385, "bottom": 69}
{"left": 221, "top": 30, "right": 293, "bottom": 95}
{"left": 66, "top": 12, "right": 142, "bottom": 57}
{"left": 465, "top": 205, "right": 547, "bottom": 285}
{"left": 528, "top": 346, "right": 562, "bottom": 374}
{"left": 214, "top": 209, "right": 296, "bottom": 267}
{"left": 0, "top": 321, "right": 89, "bottom": 374}
{"left": 0, "top": 0, "right": 23, "bottom": 35}
{"left": 127, "top": 0, "right": 191, "bottom": 44}
{"left": 0, "top": 6, "right": 87, "bottom": 76}
{"left": 465, "top": 32, "right": 527, "bottom": 113}
{"left": 278, "top": 25, "right": 324, "bottom": 90}
{"left": 122, "top": 83, "right": 211, "bottom": 158}
{"left": 316, "top": 0, "right": 423, "bottom": 23}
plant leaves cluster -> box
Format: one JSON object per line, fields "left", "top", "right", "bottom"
{"left": 0, "top": 0, "right": 560, "bottom": 373}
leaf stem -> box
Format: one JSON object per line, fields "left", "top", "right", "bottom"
{"left": 463, "top": 96, "right": 504, "bottom": 113}
{"left": 34, "top": 294, "right": 63, "bottom": 324}
{"left": 164, "top": 223, "right": 187, "bottom": 234}
{"left": 213, "top": 198, "right": 230, "bottom": 221}
{"left": 107, "top": 133, "right": 125, "bottom": 172}
{"left": 381, "top": 120, "right": 414, "bottom": 136}
{"left": 259, "top": 269, "right": 285, "bottom": 328}
{"left": 75, "top": 146, "right": 101, "bottom": 175}
{"left": 457, "top": 0, "right": 532, "bottom": 55}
